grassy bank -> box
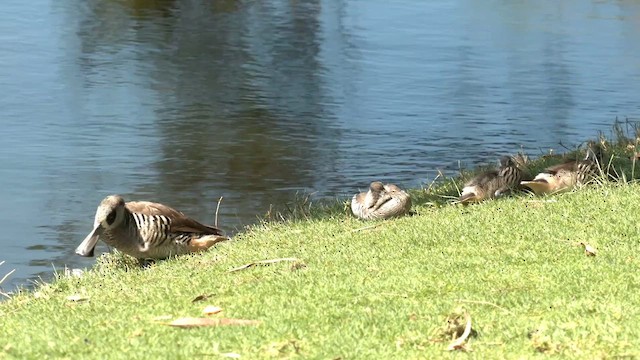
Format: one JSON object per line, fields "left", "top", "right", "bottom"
{"left": 2, "top": 127, "right": 640, "bottom": 359}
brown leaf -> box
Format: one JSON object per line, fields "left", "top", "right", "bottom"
{"left": 167, "top": 317, "right": 260, "bottom": 328}
{"left": 447, "top": 312, "right": 472, "bottom": 351}
{"left": 580, "top": 242, "right": 597, "bottom": 256}
{"left": 66, "top": 295, "right": 89, "bottom": 302}
{"left": 191, "top": 294, "right": 212, "bottom": 303}
{"left": 202, "top": 305, "right": 223, "bottom": 315}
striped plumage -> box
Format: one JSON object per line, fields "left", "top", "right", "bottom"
{"left": 459, "top": 156, "right": 526, "bottom": 204}
{"left": 351, "top": 182, "right": 412, "bottom": 220}
{"left": 521, "top": 145, "right": 602, "bottom": 195}
{"left": 75, "top": 195, "right": 229, "bottom": 259}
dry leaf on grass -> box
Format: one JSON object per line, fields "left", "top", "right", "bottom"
{"left": 66, "top": 295, "right": 89, "bottom": 302}
{"left": 290, "top": 261, "right": 307, "bottom": 271}
{"left": 228, "top": 258, "right": 299, "bottom": 272}
{"left": 580, "top": 242, "right": 597, "bottom": 256}
{"left": 191, "top": 294, "right": 212, "bottom": 303}
{"left": 203, "top": 305, "right": 223, "bottom": 315}
{"left": 446, "top": 312, "right": 472, "bottom": 351}
{"left": 167, "top": 317, "right": 260, "bottom": 328}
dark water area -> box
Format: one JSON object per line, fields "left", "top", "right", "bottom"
{"left": 1, "top": 0, "right": 639, "bottom": 291}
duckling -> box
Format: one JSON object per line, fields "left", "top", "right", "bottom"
{"left": 75, "top": 195, "right": 229, "bottom": 259}
{"left": 351, "top": 181, "right": 412, "bottom": 220}
{"left": 520, "top": 144, "right": 603, "bottom": 195}
{"left": 459, "top": 156, "right": 527, "bottom": 204}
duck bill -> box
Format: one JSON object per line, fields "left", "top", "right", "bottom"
{"left": 520, "top": 180, "right": 553, "bottom": 195}
{"left": 75, "top": 224, "right": 102, "bottom": 257}
{"left": 458, "top": 192, "right": 478, "bottom": 204}
{"left": 459, "top": 185, "right": 481, "bottom": 204}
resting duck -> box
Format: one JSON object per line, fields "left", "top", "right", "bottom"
{"left": 521, "top": 145, "right": 603, "bottom": 195}
{"left": 351, "top": 181, "right": 412, "bottom": 220}
{"left": 459, "top": 155, "right": 528, "bottom": 204}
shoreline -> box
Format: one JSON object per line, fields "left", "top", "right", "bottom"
{"left": 1, "top": 128, "right": 639, "bottom": 358}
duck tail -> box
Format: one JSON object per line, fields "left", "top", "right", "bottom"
{"left": 188, "top": 235, "right": 230, "bottom": 252}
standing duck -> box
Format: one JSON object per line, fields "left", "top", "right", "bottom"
{"left": 351, "top": 181, "right": 412, "bottom": 220}
{"left": 459, "top": 155, "right": 527, "bottom": 204}
{"left": 520, "top": 145, "right": 603, "bottom": 195}
{"left": 75, "top": 195, "right": 229, "bottom": 259}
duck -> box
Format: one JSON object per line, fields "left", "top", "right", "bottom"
{"left": 351, "top": 181, "right": 412, "bottom": 220}
{"left": 520, "top": 144, "right": 603, "bottom": 195}
{"left": 459, "top": 155, "right": 528, "bottom": 204}
{"left": 75, "top": 195, "right": 229, "bottom": 259}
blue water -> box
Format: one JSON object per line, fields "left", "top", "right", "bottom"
{"left": 1, "top": 0, "right": 639, "bottom": 291}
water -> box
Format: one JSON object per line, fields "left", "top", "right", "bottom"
{"left": 1, "top": 0, "right": 639, "bottom": 291}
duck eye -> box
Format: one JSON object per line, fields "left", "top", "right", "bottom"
{"left": 106, "top": 211, "right": 117, "bottom": 225}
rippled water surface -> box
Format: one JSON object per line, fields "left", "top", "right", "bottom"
{"left": 1, "top": 0, "right": 639, "bottom": 290}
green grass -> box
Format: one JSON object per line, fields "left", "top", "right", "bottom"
{"left": 2, "top": 125, "right": 640, "bottom": 359}
{"left": 2, "top": 184, "right": 640, "bottom": 359}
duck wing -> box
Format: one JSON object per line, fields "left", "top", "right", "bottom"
{"left": 125, "top": 201, "right": 225, "bottom": 235}
{"left": 465, "top": 169, "right": 499, "bottom": 187}
{"left": 544, "top": 161, "right": 581, "bottom": 175}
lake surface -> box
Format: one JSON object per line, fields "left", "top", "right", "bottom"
{"left": 1, "top": 0, "right": 639, "bottom": 291}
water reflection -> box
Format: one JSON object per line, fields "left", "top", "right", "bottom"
{"left": 1, "top": 0, "right": 640, "bottom": 290}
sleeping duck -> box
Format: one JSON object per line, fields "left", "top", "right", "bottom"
{"left": 351, "top": 181, "right": 412, "bottom": 220}
{"left": 521, "top": 144, "right": 603, "bottom": 195}
{"left": 459, "top": 155, "right": 528, "bottom": 204}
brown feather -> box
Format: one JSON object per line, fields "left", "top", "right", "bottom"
{"left": 544, "top": 161, "right": 580, "bottom": 175}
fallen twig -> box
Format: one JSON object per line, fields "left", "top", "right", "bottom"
{"left": 447, "top": 312, "right": 472, "bottom": 351}
{"left": 455, "top": 299, "right": 514, "bottom": 315}
{"left": 228, "top": 258, "right": 299, "bottom": 272}
{"left": 350, "top": 224, "right": 383, "bottom": 233}
{"left": 167, "top": 317, "right": 261, "bottom": 328}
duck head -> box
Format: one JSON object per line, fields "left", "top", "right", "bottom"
{"left": 75, "top": 195, "right": 127, "bottom": 257}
